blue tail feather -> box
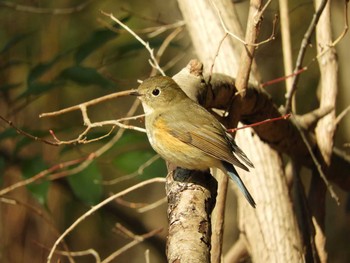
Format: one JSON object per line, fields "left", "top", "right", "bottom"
{"left": 222, "top": 161, "right": 256, "bottom": 208}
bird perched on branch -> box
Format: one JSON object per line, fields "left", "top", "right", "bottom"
{"left": 131, "top": 76, "right": 256, "bottom": 207}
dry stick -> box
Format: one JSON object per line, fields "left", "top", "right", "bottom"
{"left": 210, "top": 0, "right": 246, "bottom": 44}
{"left": 208, "top": 33, "right": 228, "bottom": 85}
{"left": 102, "top": 154, "right": 160, "bottom": 185}
{"left": 50, "top": 248, "right": 101, "bottom": 263}
{"left": 315, "top": 0, "right": 349, "bottom": 61}
{"left": 279, "top": 0, "right": 295, "bottom": 108}
{"left": 224, "top": 235, "right": 249, "bottom": 262}
{"left": 264, "top": 0, "right": 348, "bottom": 90}
{"left": 137, "top": 197, "right": 167, "bottom": 213}
{"left": 227, "top": 114, "right": 291, "bottom": 133}
{"left": 0, "top": 115, "right": 58, "bottom": 146}
{"left": 147, "top": 21, "right": 185, "bottom": 38}
{"left": 97, "top": 17, "right": 185, "bottom": 39}
{"left": 313, "top": 6, "right": 338, "bottom": 261}
{"left": 192, "top": 14, "right": 230, "bottom": 262}
{"left": 114, "top": 198, "right": 149, "bottom": 209}
{"left": 41, "top": 91, "right": 145, "bottom": 145}
{"left": 291, "top": 115, "right": 340, "bottom": 204}
{"left": 285, "top": 0, "right": 328, "bottom": 113}
{"left": 40, "top": 90, "right": 134, "bottom": 118}
{"left": 0, "top": 155, "right": 91, "bottom": 196}
{"left": 46, "top": 177, "right": 166, "bottom": 263}
{"left": 1, "top": 197, "right": 76, "bottom": 263}
{"left": 101, "top": 11, "right": 165, "bottom": 76}
{"left": 0, "top": 0, "right": 94, "bottom": 14}
{"left": 210, "top": 1, "right": 268, "bottom": 262}
{"left": 120, "top": 6, "right": 169, "bottom": 25}
{"left": 335, "top": 104, "right": 350, "bottom": 126}
{"left": 103, "top": 226, "right": 162, "bottom": 263}
{"left": 150, "top": 26, "right": 184, "bottom": 76}
{"left": 145, "top": 249, "right": 150, "bottom": 263}
{"left": 235, "top": 0, "right": 266, "bottom": 94}
{"left": 47, "top": 99, "right": 141, "bottom": 181}
{"left": 42, "top": 100, "right": 141, "bottom": 182}
{"left": 162, "top": 52, "right": 187, "bottom": 71}
{"left": 210, "top": 0, "right": 275, "bottom": 47}
{"left": 261, "top": 68, "right": 307, "bottom": 87}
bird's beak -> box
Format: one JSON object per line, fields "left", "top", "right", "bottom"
{"left": 130, "top": 90, "right": 141, "bottom": 96}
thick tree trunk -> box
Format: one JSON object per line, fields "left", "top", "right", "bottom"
{"left": 172, "top": 0, "right": 306, "bottom": 262}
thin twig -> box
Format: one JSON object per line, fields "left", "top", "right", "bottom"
{"left": 47, "top": 99, "right": 142, "bottom": 181}
{"left": 1, "top": 197, "right": 75, "bottom": 263}
{"left": 150, "top": 26, "right": 184, "bottom": 76}
{"left": 335, "top": 104, "right": 350, "bottom": 126}
{"left": 102, "top": 154, "right": 160, "bottom": 185}
{"left": 210, "top": 0, "right": 276, "bottom": 47}
{"left": 97, "top": 17, "right": 185, "bottom": 38}
{"left": 137, "top": 197, "right": 167, "bottom": 213}
{"left": 235, "top": 0, "right": 268, "bottom": 95}
{"left": 279, "top": 0, "right": 294, "bottom": 103}
{"left": 261, "top": 68, "right": 307, "bottom": 88}
{"left": 103, "top": 226, "right": 162, "bottom": 263}
{"left": 145, "top": 249, "right": 150, "bottom": 263}
{"left": 210, "top": 0, "right": 246, "bottom": 44}
{"left": 0, "top": 115, "right": 58, "bottom": 146}
{"left": 101, "top": 11, "right": 165, "bottom": 76}
{"left": 48, "top": 248, "right": 101, "bottom": 263}
{"left": 227, "top": 114, "right": 291, "bottom": 133}
{"left": 208, "top": 33, "right": 228, "bottom": 85}
{"left": 291, "top": 115, "right": 340, "bottom": 204}
{"left": 313, "top": 0, "right": 349, "bottom": 62}
{"left": 47, "top": 177, "right": 166, "bottom": 263}
{"left": 285, "top": 0, "right": 328, "bottom": 113}
{"left": 0, "top": 155, "right": 92, "bottom": 196}
{"left": 40, "top": 90, "right": 135, "bottom": 118}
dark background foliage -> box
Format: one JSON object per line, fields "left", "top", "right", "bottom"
{"left": 0, "top": 0, "right": 349, "bottom": 262}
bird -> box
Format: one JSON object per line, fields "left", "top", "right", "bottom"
{"left": 131, "top": 75, "right": 256, "bottom": 207}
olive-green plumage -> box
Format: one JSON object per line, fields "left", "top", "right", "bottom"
{"left": 132, "top": 76, "right": 256, "bottom": 207}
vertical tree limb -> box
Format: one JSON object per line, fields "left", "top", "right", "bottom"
{"left": 176, "top": 2, "right": 246, "bottom": 262}
{"left": 278, "top": 0, "right": 295, "bottom": 109}
{"left": 314, "top": 0, "right": 338, "bottom": 165}
{"left": 285, "top": 0, "right": 328, "bottom": 113}
{"left": 312, "top": 1, "right": 338, "bottom": 262}
{"left": 176, "top": 0, "right": 305, "bottom": 261}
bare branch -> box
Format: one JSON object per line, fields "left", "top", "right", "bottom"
{"left": 101, "top": 11, "right": 165, "bottom": 76}
{"left": 335, "top": 104, "right": 350, "bottom": 126}
{"left": 279, "top": 0, "right": 294, "bottom": 104}
{"left": 0, "top": 155, "right": 92, "bottom": 196}
{"left": 47, "top": 177, "right": 166, "bottom": 263}
{"left": 103, "top": 225, "right": 162, "bottom": 263}
{"left": 102, "top": 154, "right": 160, "bottom": 185}
{"left": 285, "top": 0, "right": 328, "bottom": 113}
{"left": 210, "top": 0, "right": 276, "bottom": 47}
{"left": 291, "top": 115, "right": 339, "bottom": 204}
{"left": 40, "top": 90, "right": 135, "bottom": 118}
{"left": 0, "top": 115, "right": 58, "bottom": 146}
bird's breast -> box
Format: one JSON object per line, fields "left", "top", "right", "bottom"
{"left": 145, "top": 115, "right": 220, "bottom": 170}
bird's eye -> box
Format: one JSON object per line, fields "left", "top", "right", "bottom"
{"left": 152, "top": 88, "right": 161, "bottom": 97}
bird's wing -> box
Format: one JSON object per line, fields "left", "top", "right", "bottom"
{"left": 160, "top": 110, "right": 249, "bottom": 171}
{"left": 224, "top": 129, "right": 254, "bottom": 168}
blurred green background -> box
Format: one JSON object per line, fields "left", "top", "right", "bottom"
{"left": 0, "top": 0, "right": 349, "bottom": 262}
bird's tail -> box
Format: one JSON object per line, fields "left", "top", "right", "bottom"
{"left": 222, "top": 161, "right": 256, "bottom": 208}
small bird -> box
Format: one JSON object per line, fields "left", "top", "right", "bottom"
{"left": 131, "top": 76, "right": 256, "bottom": 207}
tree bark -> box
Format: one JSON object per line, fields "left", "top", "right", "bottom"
{"left": 167, "top": 0, "right": 348, "bottom": 262}
{"left": 175, "top": 0, "right": 305, "bottom": 262}
{"left": 166, "top": 167, "right": 217, "bottom": 263}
